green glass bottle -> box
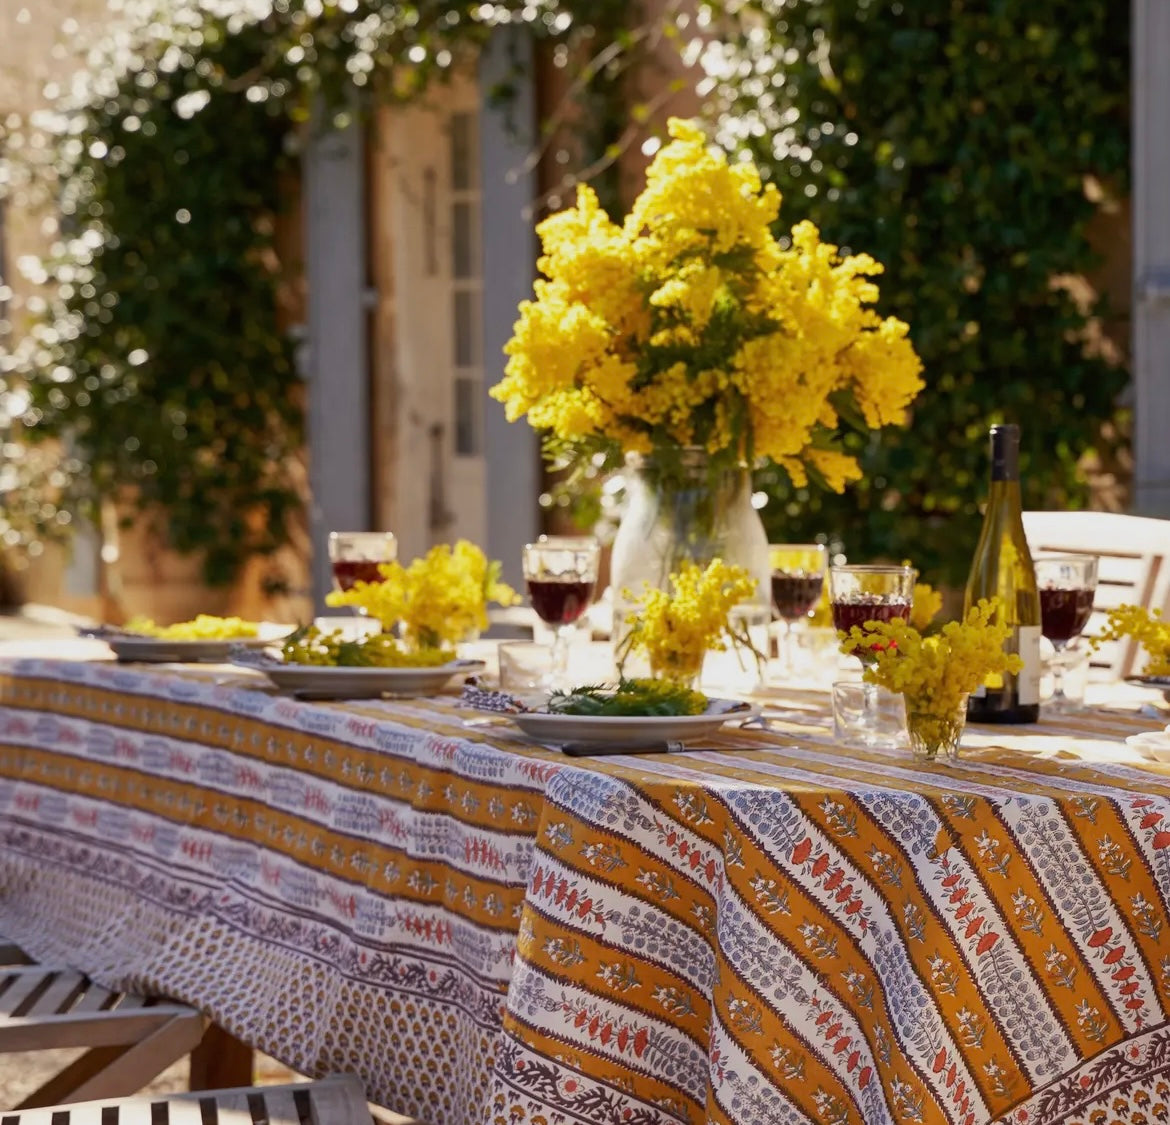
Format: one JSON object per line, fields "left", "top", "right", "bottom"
{"left": 965, "top": 424, "right": 1041, "bottom": 724}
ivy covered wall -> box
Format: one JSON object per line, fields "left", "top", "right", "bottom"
{"left": 704, "top": 0, "right": 1131, "bottom": 583}
{"left": 0, "top": 0, "right": 1134, "bottom": 597}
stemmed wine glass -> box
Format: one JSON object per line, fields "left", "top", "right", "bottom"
{"left": 828, "top": 564, "right": 915, "bottom": 745}
{"left": 522, "top": 536, "right": 600, "bottom": 689}
{"left": 769, "top": 543, "right": 827, "bottom": 679}
{"left": 328, "top": 531, "right": 398, "bottom": 592}
{"left": 1035, "top": 553, "right": 1099, "bottom": 713}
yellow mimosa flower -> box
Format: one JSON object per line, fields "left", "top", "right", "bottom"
{"left": 490, "top": 117, "right": 923, "bottom": 482}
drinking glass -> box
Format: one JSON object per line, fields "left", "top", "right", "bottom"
{"left": 769, "top": 543, "right": 827, "bottom": 678}
{"left": 328, "top": 531, "right": 398, "bottom": 592}
{"left": 522, "top": 536, "right": 600, "bottom": 688}
{"left": 828, "top": 564, "right": 915, "bottom": 746}
{"left": 1035, "top": 553, "right": 1098, "bottom": 713}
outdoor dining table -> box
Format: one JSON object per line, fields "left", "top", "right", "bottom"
{"left": 0, "top": 644, "right": 1169, "bottom": 1125}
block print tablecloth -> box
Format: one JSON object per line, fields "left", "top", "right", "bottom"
{"left": 0, "top": 657, "right": 1168, "bottom": 1125}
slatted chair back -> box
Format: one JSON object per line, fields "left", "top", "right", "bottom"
{"left": 1022, "top": 511, "right": 1170, "bottom": 680}
{"left": 0, "top": 1075, "right": 374, "bottom": 1125}
{"left": 0, "top": 963, "right": 206, "bottom": 1108}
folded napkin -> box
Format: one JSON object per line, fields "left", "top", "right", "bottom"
{"left": 460, "top": 680, "right": 532, "bottom": 714}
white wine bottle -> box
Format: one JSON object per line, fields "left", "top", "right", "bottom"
{"left": 965, "top": 424, "right": 1041, "bottom": 724}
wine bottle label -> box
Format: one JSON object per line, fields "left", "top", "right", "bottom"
{"left": 1017, "top": 625, "right": 1041, "bottom": 705}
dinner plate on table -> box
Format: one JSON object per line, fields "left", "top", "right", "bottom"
{"left": 230, "top": 652, "right": 486, "bottom": 699}
{"left": 80, "top": 626, "right": 292, "bottom": 664}
{"left": 1125, "top": 728, "right": 1170, "bottom": 762}
{"left": 505, "top": 699, "right": 759, "bottom": 748}
{"left": 1126, "top": 675, "right": 1170, "bottom": 702}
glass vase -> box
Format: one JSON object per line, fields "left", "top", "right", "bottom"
{"left": 905, "top": 694, "right": 969, "bottom": 763}
{"left": 609, "top": 449, "right": 771, "bottom": 681}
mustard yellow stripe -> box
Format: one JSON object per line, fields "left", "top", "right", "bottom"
{"left": 0, "top": 676, "right": 550, "bottom": 839}
{"left": 0, "top": 742, "right": 524, "bottom": 934}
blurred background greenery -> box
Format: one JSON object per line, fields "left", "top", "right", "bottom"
{"left": 0, "top": 0, "right": 1132, "bottom": 611}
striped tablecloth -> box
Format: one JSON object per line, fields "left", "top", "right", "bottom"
{"left": 0, "top": 654, "right": 1168, "bottom": 1125}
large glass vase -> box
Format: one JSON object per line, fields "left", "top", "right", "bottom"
{"left": 609, "top": 449, "right": 771, "bottom": 680}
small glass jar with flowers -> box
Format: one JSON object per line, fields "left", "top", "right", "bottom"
{"left": 838, "top": 598, "right": 1021, "bottom": 761}
{"left": 325, "top": 540, "right": 518, "bottom": 655}
{"left": 619, "top": 558, "right": 759, "bottom": 688}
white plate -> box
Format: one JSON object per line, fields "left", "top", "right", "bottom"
{"left": 1127, "top": 676, "right": 1170, "bottom": 700}
{"left": 1125, "top": 729, "right": 1170, "bottom": 762}
{"left": 506, "top": 699, "right": 758, "bottom": 747}
{"left": 83, "top": 627, "right": 293, "bottom": 664}
{"left": 232, "top": 657, "right": 486, "bottom": 699}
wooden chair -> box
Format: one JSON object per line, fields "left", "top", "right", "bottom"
{"left": 0, "top": 948, "right": 207, "bottom": 1109}
{"left": 1022, "top": 510, "right": 1170, "bottom": 679}
{"left": 0, "top": 1074, "right": 374, "bottom": 1125}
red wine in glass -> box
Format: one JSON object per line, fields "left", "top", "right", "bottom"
{"left": 1034, "top": 554, "right": 1099, "bottom": 712}
{"left": 522, "top": 537, "right": 601, "bottom": 688}
{"left": 831, "top": 597, "right": 912, "bottom": 637}
{"left": 771, "top": 573, "right": 824, "bottom": 622}
{"left": 1038, "top": 587, "right": 1094, "bottom": 644}
{"left": 527, "top": 578, "right": 595, "bottom": 627}
{"left": 331, "top": 559, "right": 387, "bottom": 592}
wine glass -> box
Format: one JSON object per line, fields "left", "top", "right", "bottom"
{"left": 522, "top": 536, "right": 601, "bottom": 689}
{"left": 328, "top": 531, "right": 398, "bottom": 592}
{"left": 769, "top": 543, "right": 827, "bottom": 679}
{"left": 1035, "top": 553, "right": 1098, "bottom": 713}
{"left": 828, "top": 564, "right": 915, "bottom": 745}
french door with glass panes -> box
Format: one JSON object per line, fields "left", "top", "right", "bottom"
{"left": 369, "top": 78, "right": 486, "bottom": 564}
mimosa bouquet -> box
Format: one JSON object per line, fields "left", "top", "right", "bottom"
{"left": 490, "top": 118, "right": 924, "bottom": 485}
{"left": 1093, "top": 605, "right": 1170, "bottom": 675}
{"left": 619, "top": 558, "right": 758, "bottom": 684}
{"left": 909, "top": 582, "right": 943, "bottom": 632}
{"left": 839, "top": 599, "right": 1021, "bottom": 758}
{"left": 326, "top": 540, "right": 519, "bottom": 652}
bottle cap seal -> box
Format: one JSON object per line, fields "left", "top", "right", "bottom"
{"left": 990, "top": 424, "right": 1020, "bottom": 481}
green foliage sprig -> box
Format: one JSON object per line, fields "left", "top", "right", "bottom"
{"left": 547, "top": 678, "right": 708, "bottom": 716}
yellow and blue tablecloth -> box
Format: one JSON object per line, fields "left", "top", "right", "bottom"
{"left": 0, "top": 656, "right": 1168, "bottom": 1125}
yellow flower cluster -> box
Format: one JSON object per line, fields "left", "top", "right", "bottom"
{"left": 325, "top": 540, "right": 519, "bottom": 651}
{"left": 621, "top": 558, "right": 757, "bottom": 683}
{"left": 491, "top": 117, "right": 924, "bottom": 483}
{"left": 1093, "top": 605, "right": 1170, "bottom": 676}
{"left": 839, "top": 598, "right": 1022, "bottom": 715}
{"left": 909, "top": 583, "right": 943, "bottom": 632}
{"left": 124, "top": 614, "right": 259, "bottom": 639}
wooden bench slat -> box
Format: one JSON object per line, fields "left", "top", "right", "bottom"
{"left": 54, "top": 1104, "right": 106, "bottom": 1125}
{"left": 0, "top": 1007, "right": 202, "bottom": 1052}
{"left": 1, "top": 1077, "right": 374, "bottom": 1125}
{"left": 68, "top": 981, "right": 119, "bottom": 1014}
{"left": 23, "top": 973, "right": 87, "bottom": 1018}
{"left": 249, "top": 1089, "right": 302, "bottom": 1125}
{"left": 161, "top": 1100, "right": 206, "bottom": 1125}
{"left": 0, "top": 970, "right": 54, "bottom": 1017}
